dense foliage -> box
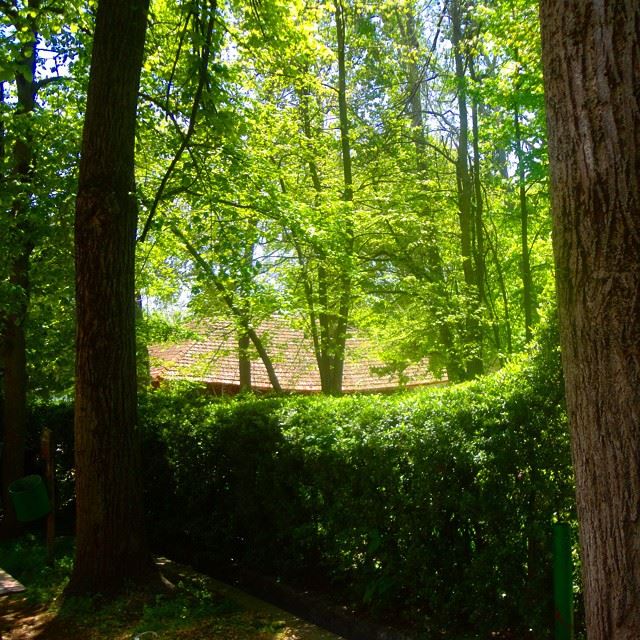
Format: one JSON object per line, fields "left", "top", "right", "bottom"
{"left": 28, "top": 315, "right": 575, "bottom": 637}
{"left": 145, "top": 319, "right": 574, "bottom": 637}
{"left": 1, "top": 0, "right": 553, "bottom": 405}
{"left": 3, "top": 0, "right": 575, "bottom": 632}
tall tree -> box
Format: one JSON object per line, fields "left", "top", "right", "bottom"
{"left": 69, "top": 0, "right": 159, "bottom": 593}
{"left": 513, "top": 97, "right": 534, "bottom": 342}
{"left": 1, "top": 0, "right": 38, "bottom": 539}
{"left": 449, "top": 0, "right": 483, "bottom": 378}
{"left": 540, "top": 1, "right": 640, "bottom": 638}
{"left": 321, "top": 0, "right": 354, "bottom": 394}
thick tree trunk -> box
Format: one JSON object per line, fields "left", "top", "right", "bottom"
{"left": 540, "top": 2, "right": 640, "bottom": 638}
{"left": 1, "top": 257, "right": 28, "bottom": 538}
{"left": 69, "top": 0, "right": 159, "bottom": 593}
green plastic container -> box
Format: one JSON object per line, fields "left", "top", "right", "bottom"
{"left": 9, "top": 474, "right": 50, "bottom": 522}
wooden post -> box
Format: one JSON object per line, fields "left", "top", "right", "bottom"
{"left": 40, "top": 428, "right": 55, "bottom": 564}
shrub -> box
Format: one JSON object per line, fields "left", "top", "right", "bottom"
{"left": 29, "top": 314, "right": 575, "bottom": 637}
{"left": 135, "top": 321, "right": 574, "bottom": 637}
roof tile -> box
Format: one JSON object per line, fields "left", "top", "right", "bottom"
{"left": 149, "top": 318, "right": 445, "bottom": 393}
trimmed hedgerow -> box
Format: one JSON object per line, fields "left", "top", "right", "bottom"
{"left": 135, "top": 321, "right": 574, "bottom": 638}
{"left": 28, "top": 317, "right": 575, "bottom": 637}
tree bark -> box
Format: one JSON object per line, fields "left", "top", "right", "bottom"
{"left": 331, "top": 0, "right": 355, "bottom": 395}
{"left": 0, "top": 2, "right": 38, "bottom": 540}
{"left": 399, "top": 6, "right": 428, "bottom": 170}
{"left": 69, "top": 0, "right": 159, "bottom": 593}
{"left": 450, "top": 0, "right": 483, "bottom": 378}
{"left": 238, "top": 332, "right": 251, "bottom": 391}
{"left": 1, "top": 260, "right": 28, "bottom": 539}
{"left": 451, "top": 0, "right": 474, "bottom": 290}
{"left": 540, "top": 2, "right": 640, "bottom": 638}
{"left": 470, "top": 60, "right": 486, "bottom": 318}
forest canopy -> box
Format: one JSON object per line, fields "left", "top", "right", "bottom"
{"left": 3, "top": 3, "right": 639, "bottom": 637}
{"left": 1, "top": 0, "right": 552, "bottom": 399}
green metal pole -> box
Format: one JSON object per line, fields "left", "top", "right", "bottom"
{"left": 553, "top": 522, "right": 574, "bottom": 640}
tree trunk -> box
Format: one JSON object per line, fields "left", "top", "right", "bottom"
{"left": 450, "top": 0, "right": 483, "bottom": 378}
{"left": 297, "top": 84, "right": 345, "bottom": 394}
{"left": 0, "top": 3, "right": 38, "bottom": 540}
{"left": 1, "top": 259, "right": 28, "bottom": 539}
{"left": 296, "top": 86, "right": 330, "bottom": 390}
{"left": 540, "top": 2, "right": 640, "bottom": 638}
{"left": 331, "top": 0, "right": 354, "bottom": 395}
{"left": 69, "top": 0, "right": 159, "bottom": 594}
{"left": 451, "top": 0, "right": 474, "bottom": 290}
{"left": 238, "top": 332, "right": 251, "bottom": 391}
{"left": 398, "top": 5, "right": 461, "bottom": 381}
{"left": 470, "top": 60, "right": 486, "bottom": 316}
{"left": 400, "top": 7, "right": 428, "bottom": 170}
{"left": 514, "top": 103, "right": 535, "bottom": 343}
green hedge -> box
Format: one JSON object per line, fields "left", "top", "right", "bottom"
{"left": 135, "top": 327, "right": 574, "bottom": 637}
{"left": 29, "top": 319, "right": 576, "bottom": 637}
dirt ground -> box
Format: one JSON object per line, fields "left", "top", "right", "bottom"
{"left": 0, "top": 559, "right": 343, "bottom": 640}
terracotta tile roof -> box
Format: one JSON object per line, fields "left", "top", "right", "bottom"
{"left": 149, "top": 317, "right": 446, "bottom": 393}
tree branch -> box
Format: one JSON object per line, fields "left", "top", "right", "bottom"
{"left": 138, "top": 0, "right": 217, "bottom": 244}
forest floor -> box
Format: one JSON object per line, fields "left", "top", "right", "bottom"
{"left": 0, "top": 536, "right": 342, "bottom": 640}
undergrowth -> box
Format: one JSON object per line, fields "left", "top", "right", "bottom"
{"left": 0, "top": 536, "right": 318, "bottom": 639}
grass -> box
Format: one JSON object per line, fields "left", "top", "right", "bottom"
{"left": 0, "top": 535, "right": 333, "bottom": 639}
{"left": 0, "top": 534, "right": 74, "bottom": 605}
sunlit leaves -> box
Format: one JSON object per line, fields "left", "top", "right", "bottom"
{"left": 0, "top": 0, "right": 558, "bottom": 397}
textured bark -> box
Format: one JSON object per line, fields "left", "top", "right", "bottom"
{"left": 539, "top": 2, "right": 640, "bottom": 638}
{"left": 70, "top": 0, "right": 157, "bottom": 593}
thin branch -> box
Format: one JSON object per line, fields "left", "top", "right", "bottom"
{"left": 138, "top": 0, "right": 217, "bottom": 244}
{"left": 170, "top": 222, "right": 283, "bottom": 392}
{"left": 165, "top": 10, "right": 193, "bottom": 114}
